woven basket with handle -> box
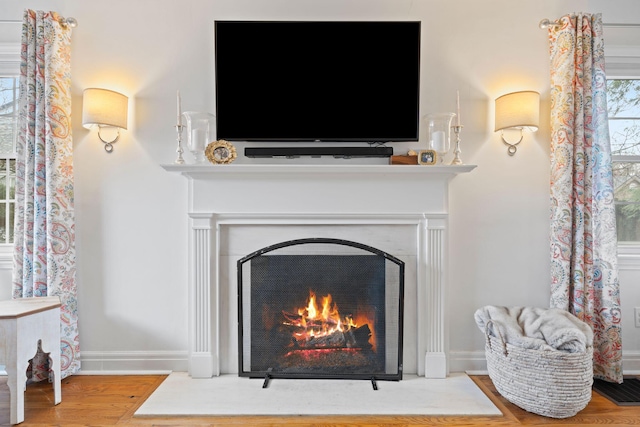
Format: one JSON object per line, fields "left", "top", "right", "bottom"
{"left": 484, "top": 320, "right": 593, "bottom": 418}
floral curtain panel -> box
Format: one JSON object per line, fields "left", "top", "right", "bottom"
{"left": 548, "top": 13, "right": 623, "bottom": 383}
{"left": 12, "top": 9, "right": 80, "bottom": 380}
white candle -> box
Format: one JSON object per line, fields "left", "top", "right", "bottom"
{"left": 432, "top": 130, "right": 445, "bottom": 153}
{"left": 191, "top": 129, "right": 205, "bottom": 150}
{"left": 456, "top": 90, "right": 461, "bottom": 126}
{"left": 177, "top": 90, "right": 182, "bottom": 126}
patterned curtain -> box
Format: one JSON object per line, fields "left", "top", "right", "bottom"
{"left": 12, "top": 9, "right": 80, "bottom": 380}
{"left": 548, "top": 13, "right": 622, "bottom": 383}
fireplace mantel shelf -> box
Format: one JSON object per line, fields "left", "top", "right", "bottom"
{"left": 162, "top": 163, "right": 476, "bottom": 178}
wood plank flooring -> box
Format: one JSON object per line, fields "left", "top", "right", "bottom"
{"left": 1, "top": 374, "right": 639, "bottom": 426}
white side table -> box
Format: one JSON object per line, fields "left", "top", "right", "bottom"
{"left": 0, "top": 296, "right": 62, "bottom": 424}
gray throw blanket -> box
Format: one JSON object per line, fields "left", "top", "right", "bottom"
{"left": 474, "top": 306, "right": 593, "bottom": 353}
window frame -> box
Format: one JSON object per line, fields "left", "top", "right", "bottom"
{"left": 0, "top": 43, "right": 19, "bottom": 268}
{"left": 606, "top": 33, "right": 640, "bottom": 266}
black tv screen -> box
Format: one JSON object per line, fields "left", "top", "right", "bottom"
{"left": 214, "top": 21, "right": 421, "bottom": 142}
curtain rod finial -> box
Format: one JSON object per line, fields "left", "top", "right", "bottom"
{"left": 539, "top": 18, "right": 560, "bottom": 29}
{"left": 539, "top": 19, "right": 552, "bottom": 29}
{"left": 60, "top": 17, "right": 77, "bottom": 28}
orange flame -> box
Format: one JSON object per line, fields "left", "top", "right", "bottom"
{"left": 282, "top": 289, "right": 378, "bottom": 352}
{"left": 294, "top": 291, "right": 350, "bottom": 337}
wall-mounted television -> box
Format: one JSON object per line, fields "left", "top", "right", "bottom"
{"left": 214, "top": 21, "right": 421, "bottom": 149}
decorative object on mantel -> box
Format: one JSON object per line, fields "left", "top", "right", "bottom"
{"left": 425, "top": 112, "right": 455, "bottom": 163}
{"left": 82, "top": 88, "right": 128, "bottom": 153}
{"left": 450, "top": 125, "right": 464, "bottom": 164}
{"left": 390, "top": 150, "right": 418, "bottom": 165}
{"left": 183, "top": 111, "right": 215, "bottom": 163}
{"left": 174, "top": 90, "right": 185, "bottom": 164}
{"left": 205, "top": 140, "right": 237, "bottom": 164}
{"left": 417, "top": 150, "right": 437, "bottom": 165}
{"left": 494, "top": 91, "right": 540, "bottom": 156}
{"left": 450, "top": 90, "right": 464, "bottom": 165}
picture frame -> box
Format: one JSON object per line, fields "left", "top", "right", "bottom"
{"left": 417, "top": 149, "right": 437, "bottom": 165}
{"left": 205, "top": 140, "right": 237, "bottom": 164}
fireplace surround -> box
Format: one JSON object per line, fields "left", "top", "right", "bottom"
{"left": 163, "top": 163, "right": 475, "bottom": 379}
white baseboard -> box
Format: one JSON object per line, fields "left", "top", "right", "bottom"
{"left": 79, "top": 350, "right": 188, "bottom": 373}
{"left": 448, "top": 350, "right": 487, "bottom": 373}
{"left": 620, "top": 350, "right": 640, "bottom": 373}
{"left": 76, "top": 370, "right": 173, "bottom": 375}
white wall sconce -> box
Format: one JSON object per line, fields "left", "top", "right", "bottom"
{"left": 82, "top": 88, "right": 128, "bottom": 153}
{"left": 494, "top": 91, "right": 540, "bottom": 156}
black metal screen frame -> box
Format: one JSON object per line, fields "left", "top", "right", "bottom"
{"left": 237, "top": 237, "right": 405, "bottom": 382}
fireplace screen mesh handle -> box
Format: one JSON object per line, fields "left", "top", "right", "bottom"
{"left": 237, "top": 238, "right": 405, "bottom": 383}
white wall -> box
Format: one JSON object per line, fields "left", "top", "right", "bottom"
{"left": 0, "top": 0, "right": 639, "bottom": 373}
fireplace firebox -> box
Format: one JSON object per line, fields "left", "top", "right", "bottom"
{"left": 237, "top": 238, "right": 404, "bottom": 386}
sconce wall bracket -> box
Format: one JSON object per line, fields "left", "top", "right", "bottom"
{"left": 500, "top": 129, "right": 524, "bottom": 156}
{"left": 97, "top": 125, "right": 121, "bottom": 153}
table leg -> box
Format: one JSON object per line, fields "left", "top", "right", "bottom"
{"left": 5, "top": 358, "right": 29, "bottom": 425}
{"left": 41, "top": 335, "right": 61, "bottom": 405}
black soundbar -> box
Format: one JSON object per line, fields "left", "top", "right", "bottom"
{"left": 245, "top": 146, "right": 393, "bottom": 158}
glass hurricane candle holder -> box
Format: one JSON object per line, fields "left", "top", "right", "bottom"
{"left": 182, "top": 111, "right": 215, "bottom": 163}
{"left": 425, "top": 113, "right": 456, "bottom": 164}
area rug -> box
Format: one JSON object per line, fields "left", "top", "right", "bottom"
{"left": 593, "top": 377, "right": 640, "bottom": 406}
{"left": 134, "top": 372, "right": 502, "bottom": 417}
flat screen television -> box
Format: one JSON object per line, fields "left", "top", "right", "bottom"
{"left": 214, "top": 21, "right": 421, "bottom": 144}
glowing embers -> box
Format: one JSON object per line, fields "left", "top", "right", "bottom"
{"left": 282, "top": 290, "right": 375, "bottom": 352}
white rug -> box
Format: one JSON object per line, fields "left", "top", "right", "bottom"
{"left": 135, "top": 372, "right": 502, "bottom": 417}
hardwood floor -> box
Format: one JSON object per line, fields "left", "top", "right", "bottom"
{"left": 1, "top": 374, "right": 639, "bottom": 426}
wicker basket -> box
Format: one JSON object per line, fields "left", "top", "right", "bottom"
{"left": 484, "top": 320, "right": 593, "bottom": 418}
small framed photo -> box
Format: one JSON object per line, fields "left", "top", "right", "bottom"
{"left": 205, "top": 140, "right": 237, "bottom": 164}
{"left": 418, "top": 150, "right": 437, "bottom": 165}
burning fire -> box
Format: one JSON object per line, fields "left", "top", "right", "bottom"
{"left": 282, "top": 290, "right": 375, "bottom": 351}
{"left": 295, "top": 291, "right": 356, "bottom": 337}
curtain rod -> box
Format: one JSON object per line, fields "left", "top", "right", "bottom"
{"left": 539, "top": 18, "right": 640, "bottom": 29}
{"left": 0, "top": 17, "right": 77, "bottom": 28}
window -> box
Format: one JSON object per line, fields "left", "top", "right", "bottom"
{"left": 609, "top": 79, "right": 640, "bottom": 243}
{"left": 0, "top": 76, "right": 18, "bottom": 245}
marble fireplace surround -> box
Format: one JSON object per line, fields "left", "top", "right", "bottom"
{"left": 163, "top": 163, "right": 475, "bottom": 379}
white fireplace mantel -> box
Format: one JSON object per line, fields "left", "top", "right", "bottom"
{"left": 163, "top": 163, "right": 476, "bottom": 379}
{"left": 162, "top": 163, "right": 476, "bottom": 175}
{"left": 163, "top": 164, "right": 475, "bottom": 214}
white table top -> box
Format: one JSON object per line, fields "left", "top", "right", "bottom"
{"left": 0, "top": 296, "right": 61, "bottom": 319}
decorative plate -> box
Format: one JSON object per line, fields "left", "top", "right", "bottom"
{"left": 205, "top": 140, "right": 237, "bottom": 164}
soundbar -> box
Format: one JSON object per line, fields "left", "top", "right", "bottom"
{"left": 245, "top": 146, "right": 393, "bottom": 158}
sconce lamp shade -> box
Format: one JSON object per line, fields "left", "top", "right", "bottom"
{"left": 82, "top": 88, "right": 128, "bottom": 129}
{"left": 494, "top": 91, "right": 540, "bottom": 132}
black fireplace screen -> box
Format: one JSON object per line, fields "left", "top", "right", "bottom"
{"left": 237, "top": 238, "right": 404, "bottom": 381}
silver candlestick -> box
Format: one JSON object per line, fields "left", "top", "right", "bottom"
{"left": 174, "top": 124, "right": 185, "bottom": 164}
{"left": 450, "top": 125, "right": 464, "bottom": 165}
